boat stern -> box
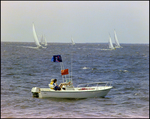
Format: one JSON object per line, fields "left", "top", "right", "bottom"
{"left": 31, "top": 87, "right": 40, "bottom": 97}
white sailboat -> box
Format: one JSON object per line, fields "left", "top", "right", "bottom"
{"left": 114, "top": 30, "right": 123, "bottom": 48}
{"left": 40, "top": 35, "right": 47, "bottom": 47}
{"left": 71, "top": 37, "right": 75, "bottom": 45}
{"left": 32, "top": 23, "right": 42, "bottom": 48}
{"left": 108, "top": 34, "right": 116, "bottom": 50}
{"left": 40, "top": 35, "right": 45, "bottom": 45}
{"left": 44, "top": 36, "right": 47, "bottom": 47}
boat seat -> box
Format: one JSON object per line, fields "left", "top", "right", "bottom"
{"left": 48, "top": 84, "right": 54, "bottom": 89}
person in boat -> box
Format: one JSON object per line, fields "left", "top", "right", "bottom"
{"left": 50, "top": 79, "right": 71, "bottom": 90}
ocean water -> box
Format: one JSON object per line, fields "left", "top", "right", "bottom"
{"left": 1, "top": 42, "right": 149, "bottom": 118}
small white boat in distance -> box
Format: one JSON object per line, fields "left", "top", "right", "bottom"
{"left": 32, "top": 23, "right": 47, "bottom": 49}
{"left": 71, "top": 37, "right": 75, "bottom": 45}
{"left": 40, "top": 35, "right": 45, "bottom": 45}
{"left": 44, "top": 36, "right": 47, "bottom": 47}
{"left": 114, "top": 29, "right": 123, "bottom": 48}
{"left": 31, "top": 81, "right": 113, "bottom": 99}
{"left": 32, "top": 23, "right": 43, "bottom": 48}
{"left": 108, "top": 34, "right": 116, "bottom": 50}
{"left": 40, "top": 35, "right": 47, "bottom": 47}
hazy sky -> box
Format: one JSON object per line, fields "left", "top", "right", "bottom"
{"left": 1, "top": 1, "right": 149, "bottom": 44}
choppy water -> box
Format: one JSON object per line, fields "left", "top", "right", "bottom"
{"left": 1, "top": 42, "right": 149, "bottom": 118}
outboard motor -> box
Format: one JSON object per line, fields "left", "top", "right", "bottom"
{"left": 31, "top": 87, "right": 40, "bottom": 97}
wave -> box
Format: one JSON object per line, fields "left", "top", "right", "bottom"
{"left": 119, "top": 70, "right": 128, "bottom": 73}
{"left": 92, "top": 68, "right": 97, "bottom": 70}
{"left": 82, "top": 67, "right": 90, "bottom": 69}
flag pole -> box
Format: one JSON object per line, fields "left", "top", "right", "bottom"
{"left": 60, "top": 62, "right": 63, "bottom": 83}
{"left": 51, "top": 55, "right": 65, "bottom": 83}
{"left": 71, "top": 36, "right": 74, "bottom": 84}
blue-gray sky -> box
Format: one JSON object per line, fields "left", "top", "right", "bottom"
{"left": 1, "top": 1, "right": 149, "bottom": 44}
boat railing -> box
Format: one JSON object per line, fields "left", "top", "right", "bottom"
{"left": 65, "top": 78, "right": 74, "bottom": 87}
{"left": 65, "top": 78, "right": 73, "bottom": 83}
{"left": 77, "top": 81, "right": 112, "bottom": 88}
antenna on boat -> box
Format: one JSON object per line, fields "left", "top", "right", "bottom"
{"left": 70, "top": 48, "right": 72, "bottom": 81}
{"left": 71, "top": 36, "right": 72, "bottom": 81}
{"left": 60, "top": 62, "right": 64, "bottom": 83}
{"left": 70, "top": 36, "right": 74, "bottom": 83}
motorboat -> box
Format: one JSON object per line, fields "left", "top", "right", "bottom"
{"left": 31, "top": 55, "right": 113, "bottom": 99}
{"left": 31, "top": 81, "right": 113, "bottom": 99}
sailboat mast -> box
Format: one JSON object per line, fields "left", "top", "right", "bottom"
{"left": 60, "top": 61, "right": 65, "bottom": 83}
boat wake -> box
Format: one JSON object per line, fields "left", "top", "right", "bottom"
{"left": 18, "top": 46, "right": 40, "bottom": 49}
{"left": 101, "top": 49, "right": 112, "bottom": 51}
{"left": 96, "top": 48, "right": 115, "bottom": 51}
{"left": 18, "top": 46, "right": 47, "bottom": 49}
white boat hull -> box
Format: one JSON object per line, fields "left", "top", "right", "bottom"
{"left": 31, "top": 86, "right": 113, "bottom": 99}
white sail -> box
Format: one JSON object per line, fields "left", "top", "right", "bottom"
{"left": 40, "top": 35, "right": 47, "bottom": 47}
{"left": 40, "top": 35, "right": 45, "bottom": 45}
{"left": 114, "top": 30, "right": 122, "bottom": 48}
{"left": 108, "top": 35, "right": 115, "bottom": 49}
{"left": 32, "top": 23, "right": 41, "bottom": 47}
{"left": 71, "top": 37, "right": 75, "bottom": 45}
{"left": 44, "top": 35, "right": 47, "bottom": 46}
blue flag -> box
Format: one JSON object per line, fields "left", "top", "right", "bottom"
{"left": 51, "top": 55, "right": 62, "bottom": 62}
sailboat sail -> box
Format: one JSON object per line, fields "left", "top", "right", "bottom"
{"left": 114, "top": 30, "right": 122, "bottom": 48}
{"left": 109, "top": 35, "right": 115, "bottom": 49}
{"left": 41, "top": 35, "right": 47, "bottom": 46}
{"left": 40, "top": 35, "right": 45, "bottom": 45}
{"left": 32, "top": 23, "right": 41, "bottom": 47}
{"left": 44, "top": 35, "right": 47, "bottom": 46}
{"left": 71, "top": 37, "right": 75, "bottom": 45}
